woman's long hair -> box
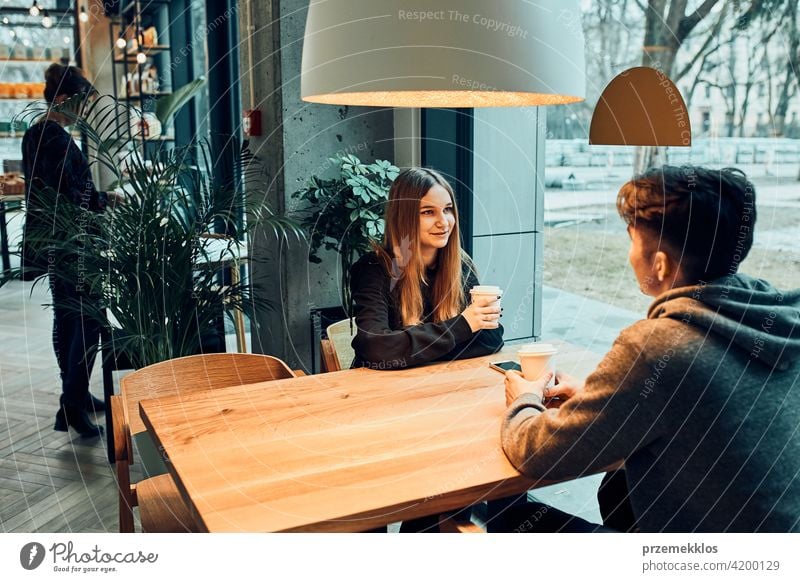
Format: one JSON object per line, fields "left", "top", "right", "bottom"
{"left": 375, "top": 167, "right": 468, "bottom": 326}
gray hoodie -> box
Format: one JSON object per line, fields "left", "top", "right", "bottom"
{"left": 502, "top": 274, "right": 800, "bottom": 532}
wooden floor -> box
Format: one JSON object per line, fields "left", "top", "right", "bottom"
{"left": 0, "top": 280, "right": 126, "bottom": 532}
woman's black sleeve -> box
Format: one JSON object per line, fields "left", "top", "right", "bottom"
{"left": 33, "top": 125, "right": 107, "bottom": 212}
{"left": 350, "top": 259, "right": 475, "bottom": 369}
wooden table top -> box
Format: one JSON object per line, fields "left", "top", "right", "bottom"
{"left": 140, "top": 341, "right": 603, "bottom": 532}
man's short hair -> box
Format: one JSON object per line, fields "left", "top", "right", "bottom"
{"left": 616, "top": 165, "right": 756, "bottom": 282}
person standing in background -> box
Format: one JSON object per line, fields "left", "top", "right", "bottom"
{"left": 21, "top": 64, "right": 120, "bottom": 438}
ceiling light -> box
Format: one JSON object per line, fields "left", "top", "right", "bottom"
{"left": 589, "top": 66, "right": 692, "bottom": 146}
{"left": 301, "top": 0, "right": 585, "bottom": 108}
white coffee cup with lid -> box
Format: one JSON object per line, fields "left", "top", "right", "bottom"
{"left": 469, "top": 284, "right": 502, "bottom": 307}
{"left": 517, "top": 343, "right": 557, "bottom": 380}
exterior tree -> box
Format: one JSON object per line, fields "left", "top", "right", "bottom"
{"left": 771, "top": 0, "right": 799, "bottom": 137}
{"left": 633, "top": 0, "right": 787, "bottom": 171}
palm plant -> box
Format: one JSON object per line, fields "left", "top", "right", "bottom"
{"left": 14, "top": 92, "right": 302, "bottom": 368}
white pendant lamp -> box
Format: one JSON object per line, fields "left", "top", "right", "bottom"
{"left": 301, "top": 0, "right": 585, "bottom": 108}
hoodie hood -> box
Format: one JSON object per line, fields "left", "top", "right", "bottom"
{"left": 648, "top": 274, "right": 800, "bottom": 370}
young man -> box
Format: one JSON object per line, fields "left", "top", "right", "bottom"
{"left": 499, "top": 166, "right": 800, "bottom": 532}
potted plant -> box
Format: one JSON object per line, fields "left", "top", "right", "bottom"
{"left": 292, "top": 153, "right": 399, "bottom": 313}
{"left": 12, "top": 92, "right": 302, "bottom": 369}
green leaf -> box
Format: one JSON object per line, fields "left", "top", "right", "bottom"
{"left": 155, "top": 77, "right": 206, "bottom": 125}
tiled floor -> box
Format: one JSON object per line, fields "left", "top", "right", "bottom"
{"left": 0, "top": 279, "right": 119, "bottom": 532}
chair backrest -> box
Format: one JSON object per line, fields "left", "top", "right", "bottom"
{"left": 320, "top": 338, "right": 339, "bottom": 373}
{"left": 120, "top": 353, "right": 296, "bottom": 437}
{"left": 325, "top": 318, "right": 357, "bottom": 371}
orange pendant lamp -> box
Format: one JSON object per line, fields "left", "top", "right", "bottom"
{"left": 590, "top": 66, "right": 691, "bottom": 146}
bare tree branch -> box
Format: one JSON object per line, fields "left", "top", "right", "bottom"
{"left": 678, "top": 0, "right": 721, "bottom": 41}
{"left": 673, "top": 4, "right": 727, "bottom": 82}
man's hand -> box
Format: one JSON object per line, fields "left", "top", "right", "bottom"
{"left": 544, "top": 371, "right": 585, "bottom": 402}
{"left": 505, "top": 370, "right": 552, "bottom": 407}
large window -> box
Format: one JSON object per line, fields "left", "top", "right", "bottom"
{"left": 542, "top": 1, "right": 800, "bottom": 330}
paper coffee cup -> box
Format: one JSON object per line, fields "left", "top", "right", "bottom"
{"left": 517, "top": 343, "right": 557, "bottom": 380}
{"left": 470, "top": 285, "right": 502, "bottom": 307}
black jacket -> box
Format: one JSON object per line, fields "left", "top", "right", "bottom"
{"left": 350, "top": 251, "right": 504, "bottom": 369}
{"left": 20, "top": 120, "right": 107, "bottom": 279}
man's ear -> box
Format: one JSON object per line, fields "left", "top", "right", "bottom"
{"left": 652, "top": 251, "right": 672, "bottom": 283}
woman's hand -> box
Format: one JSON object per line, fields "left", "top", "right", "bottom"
{"left": 107, "top": 190, "right": 125, "bottom": 209}
{"left": 505, "top": 370, "right": 552, "bottom": 406}
{"left": 461, "top": 296, "right": 501, "bottom": 332}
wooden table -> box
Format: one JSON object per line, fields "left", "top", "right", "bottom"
{"left": 140, "top": 341, "right": 603, "bottom": 532}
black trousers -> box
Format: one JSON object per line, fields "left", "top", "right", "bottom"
{"left": 50, "top": 276, "right": 101, "bottom": 408}
{"left": 398, "top": 495, "right": 528, "bottom": 533}
{"left": 486, "top": 500, "right": 617, "bottom": 532}
{"left": 486, "top": 470, "right": 638, "bottom": 533}
{"left": 598, "top": 469, "right": 638, "bottom": 532}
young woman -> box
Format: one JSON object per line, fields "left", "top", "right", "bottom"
{"left": 349, "top": 167, "right": 505, "bottom": 532}
{"left": 350, "top": 167, "right": 503, "bottom": 370}
{"left": 21, "top": 64, "right": 120, "bottom": 438}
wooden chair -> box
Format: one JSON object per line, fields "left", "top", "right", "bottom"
{"left": 438, "top": 515, "right": 486, "bottom": 533}
{"left": 113, "top": 353, "right": 297, "bottom": 532}
{"left": 320, "top": 318, "right": 357, "bottom": 372}
{"left": 320, "top": 337, "right": 339, "bottom": 373}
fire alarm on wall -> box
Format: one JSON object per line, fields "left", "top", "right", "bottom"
{"left": 243, "top": 109, "right": 262, "bottom": 137}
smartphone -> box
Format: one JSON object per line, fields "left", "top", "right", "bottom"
{"left": 489, "top": 360, "right": 522, "bottom": 374}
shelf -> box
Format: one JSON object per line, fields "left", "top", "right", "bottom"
{"left": 0, "top": 57, "right": 66, "bottom": 63}
{"left": 120, "top": 0, "right": 172, "bottom": 16}
{"left": 0, "top": 132, "right": 83, "bottom": 139}
{"left": 125, "top": 92, "right": 172, "bottom": 99}
{"left": 133, "top": 135, "right": 175, "bottom": 143}
{"left": 0, "top": 7, "right": 75, "bottom": 19}
{"left": 0, "top": 7, "right": 74, "bottom": 29}
{"left": 114, "top": 45, "right": 171, "bottom": 63}
{"left": 110, "top": 1, "right": 174, "bottom": 164}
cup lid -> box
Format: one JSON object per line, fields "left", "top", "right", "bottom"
{"left": 518, "top": 343, "right": 557, "bottom": 354}
{"left": 470, "top": 285, "right": 502, "bottom": 294}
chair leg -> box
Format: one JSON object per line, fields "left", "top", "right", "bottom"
{"left": 117, "top": 466, "right": 135, "bottom": 533}
{"left": 230, "top": 263, "right": 247, "bottom": 353}
{"left": 102, "top": 331, "right": 115, "bottom": 465}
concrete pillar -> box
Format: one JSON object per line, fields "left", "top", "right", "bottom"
{"left": 240, "top": 0, "right": 394, "bottom": 369}
{"left": 76, "top": 0, "right": 117, "bottom": 191}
